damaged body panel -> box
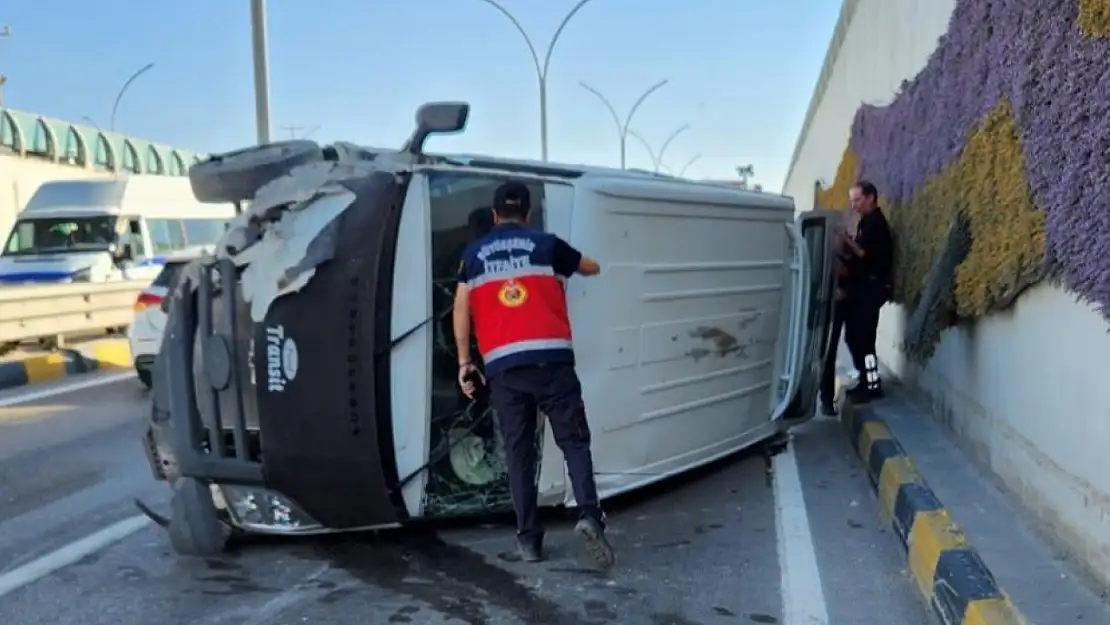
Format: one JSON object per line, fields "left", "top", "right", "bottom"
{"left": 150, "top": 170, "right": 410, "bottom": 536}
{"left": 142, "top": 102, "right": 837, "bottom": 556}
{"left": 250, "top": 171, "right": 406, "bottom": 530}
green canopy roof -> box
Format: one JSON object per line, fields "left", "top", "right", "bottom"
{"left": 0, "top": 106, "right": 204, "bottom": 176}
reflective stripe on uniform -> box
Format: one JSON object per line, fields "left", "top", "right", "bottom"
{"left": 468, "top": 265, "right": 555, "bottom": 290}
{"left": 482, "top": 338, "right": 574, "bottom": 363}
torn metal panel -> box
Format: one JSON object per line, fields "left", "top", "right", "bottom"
{"left": 215, "top": 160, "right": 385, "bottom": 254}
{"left": 246, "top": 161, "right": 378, "bottom": 219}
{"left": 237, "top": 189, "right": 356, "bottom": 322}
{"left": 205, "top": 157, "right": 418, "bottom": 322}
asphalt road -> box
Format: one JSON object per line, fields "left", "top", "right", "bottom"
{"left": 0, "top": 374, "right": 934, "bottom": 625}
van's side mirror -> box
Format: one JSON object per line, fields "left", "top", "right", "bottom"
{"left": 403, "top": 101, "right": 470, "bottom": 157}
{"left": 417, "top": 102, "right": 469, "bottom": 134}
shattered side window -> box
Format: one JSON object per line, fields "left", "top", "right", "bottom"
{"left": 423, "top": 171, "right": 547, "bottom": 516}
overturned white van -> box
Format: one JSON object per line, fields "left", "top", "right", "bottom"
{"left": 140, "top": 103, "right": 838, "bottom": 556}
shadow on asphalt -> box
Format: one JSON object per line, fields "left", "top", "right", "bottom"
{"left": 165, "top": 441, "right": 781, "bottom": 625}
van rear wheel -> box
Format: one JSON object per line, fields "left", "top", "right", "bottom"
{"left": 189, "top": 140, "right": 324, "bottom": 203}
{"left": 167, "top": 477, "right": 229, "bottom": 557}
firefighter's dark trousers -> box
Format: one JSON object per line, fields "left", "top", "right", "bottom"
{"left": 844, "top": 278, "right": 889, "bottom": 392}
{"left": 488, "top": 363, "right": 603, "bottom": 545}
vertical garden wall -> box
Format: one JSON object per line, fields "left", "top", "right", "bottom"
{"left": 816, "top": 0, "right": 1110, "bottom": 360}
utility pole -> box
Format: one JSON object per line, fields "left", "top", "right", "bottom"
{"left": 250, "top": 0, "right": 272, "bottom": 144}
{"left": 0, "top": 25, "right": 11, "bottom": 107}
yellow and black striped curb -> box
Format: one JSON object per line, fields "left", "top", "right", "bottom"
{"left": 0, "top": 339, "right": 132, "bottom": 391}
{"left": 839, "top": 397, "right": 1028, "bottom": 625}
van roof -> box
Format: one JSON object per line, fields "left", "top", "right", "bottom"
{"left": 20, "top": 177, "right": 233, "bottom": 218}
{"left": 436, "top": 153, "right": 674, "bottom": 181}
{"left": 420, "top": 152, "right": 792, "bottom": 206}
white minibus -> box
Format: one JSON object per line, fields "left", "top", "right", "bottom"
{"left": 0, "top": 176, "right": 234, "bottom": 285}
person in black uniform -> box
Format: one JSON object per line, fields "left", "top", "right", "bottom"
{"left": 841, "top": 181, "right": 893, "bottom": 403}
{"left": 453, "top": 182, "right": 616, "bottom": 567}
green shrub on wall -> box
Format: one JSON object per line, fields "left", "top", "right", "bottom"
{"left": 952, "top": 102, "right": 1046, "bottom": 318}
{"left": 814, "top": 146, "right": 857, "bottom": 212}
{"left": 1079, "top": 0, "right": 1110, "bottom": 36}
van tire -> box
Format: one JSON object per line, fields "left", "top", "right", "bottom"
{"left": 137, "top": 368, "right": 153, "bottom": 390}
{"left": 189, "top": 140, "right": 324, "bottom": 203}
{"left": 167, "top": 477, "right": 229, "bottom": 557}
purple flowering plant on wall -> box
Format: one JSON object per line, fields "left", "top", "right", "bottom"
{"left": 823, "top": 0, "right": 1110, "bottom": 322}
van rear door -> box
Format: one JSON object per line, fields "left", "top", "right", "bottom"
{"left": 774, "top": 210, "right": 839, "bottom": 425}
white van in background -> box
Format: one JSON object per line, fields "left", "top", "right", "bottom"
{"left": 0, "top": 177, "right": 235, "bottom": 285}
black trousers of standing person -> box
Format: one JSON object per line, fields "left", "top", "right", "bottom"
{"left": 820, "top": 299, "right": 851, "bottom": 406}
{"left": 844, "top": 277, "right": 890, "bottom": 393}
{"left": 487, "top": 362, "right": 603, "bottom": 547}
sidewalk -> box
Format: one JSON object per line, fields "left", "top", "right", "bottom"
{"left": 856, "top": 381, "right": 1110, "bottom": 624}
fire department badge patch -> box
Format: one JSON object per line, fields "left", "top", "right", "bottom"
{"left": 498, "top": 280, "right": 528, "bottom": 308}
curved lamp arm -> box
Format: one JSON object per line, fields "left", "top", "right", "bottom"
{"left": 580, "top": 81, "right": 625, "bottom": 138}
{"left": 476, "top": 0, "right": 542, "bottom": 78}
{"left": 656, "top": 123, "right": 689, "bottom": 167}
{"left": 678, "top": 154, "right": 703, "bottom": 178}
{"left": 477, "top": 0, "right": 597, "bottom": 81}
{"left": 542, "top": 0, "right": 597, "bottom": 77}
{"left": 621, "top": 79, "right": 668, "bottom": 133}
{"left": 625, "top": 129, "right": 659, "bottom": 168}
{"left": 110, "top": 63, "right": 154, "bottom": 131}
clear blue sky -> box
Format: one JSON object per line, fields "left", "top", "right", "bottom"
{"left": 1, "top": 0, "right": 840, "bottom": 190}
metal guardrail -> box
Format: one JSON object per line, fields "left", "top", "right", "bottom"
{"left": 0, "top": 281, "right": 146, "bottom": 343}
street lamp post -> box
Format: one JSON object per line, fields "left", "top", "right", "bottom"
{"left": 580, "top": 80, "right": 668, "bottom": 169}
{"left": 109, "top": 63, "right": 155, "bottom": 131}
{"left": 250, "top": 0, "right": 272, "bottom": 144}
{"left": 475, "top": 0, "right": 597, "bottom": 161}
{"left": 627, "top": 123, "right": 689, "bottom": 173}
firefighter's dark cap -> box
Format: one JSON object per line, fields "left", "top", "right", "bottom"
{"left": 493, "top": 182, "right": 531, "bottom": 215}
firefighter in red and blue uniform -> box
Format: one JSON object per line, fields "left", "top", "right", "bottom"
{"left": 452, "top": 182, "right": 615, "bottom": 567}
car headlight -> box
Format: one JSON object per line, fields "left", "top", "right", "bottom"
{"left": 218, "top": 484, "right": 322, "bottom": 533}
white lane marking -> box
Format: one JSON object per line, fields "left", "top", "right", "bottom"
{"left": 774, "top": 437, "right": 830, "bottom": 625}
{"left": 0, "top": 371, "right": 136, "bottom": 408}
{"left": 237, "top": 563, "right": 333, "bottom": 625}
{"left": 0, "top": 514, "right": 151, "bottom": 598}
